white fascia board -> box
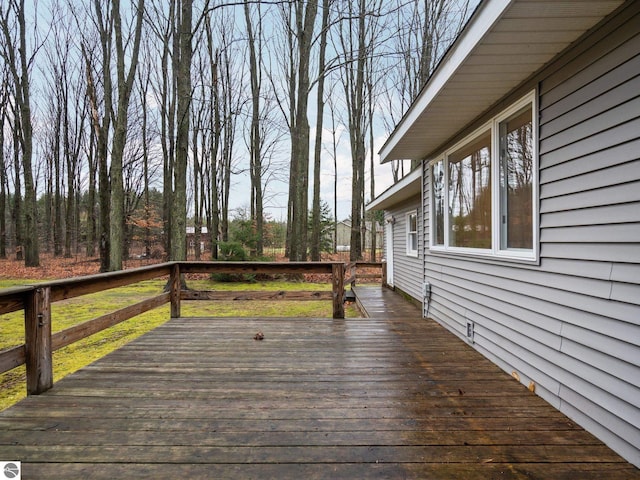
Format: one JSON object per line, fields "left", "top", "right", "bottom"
{"left": 379, "top": 0, "right": 513, "bottom": 163}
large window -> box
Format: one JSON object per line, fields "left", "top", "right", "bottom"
{"left": 429, "top": 93, "right": 537, "bottom": 261}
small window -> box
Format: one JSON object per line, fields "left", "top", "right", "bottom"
{"left": 406, "top": 211, "right": 418, "bottom": 257}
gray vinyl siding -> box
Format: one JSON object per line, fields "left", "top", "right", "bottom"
{"left": 386, "top": 197, "right": 422, "bottom": 303}
{"left": 422, "top": 2, "right": 640, "bottom": 467}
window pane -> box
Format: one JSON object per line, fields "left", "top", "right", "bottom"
{"left": 407, "top": 212, "right": 418, "bottom": 254}
{"left": 432, "top": 161, "right": 445, "bottom": 245}
{"left": 448, "top": 131, "right": 492, "bottom": 249}
{"left": 500, "top": 105, "right": 533, "bottom": 249}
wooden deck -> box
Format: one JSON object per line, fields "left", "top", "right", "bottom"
{"left": 352, "top": 285, "right": 422, "bottom": 318}
{"left": 0, "top": 301, "right": 638, "bottom": 477}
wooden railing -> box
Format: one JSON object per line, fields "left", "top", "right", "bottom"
{"left": 0, "top": 261, "right": 345, "bottom": 396}
{"left": 344, "top": 261, "right": 386, "bottom": 287}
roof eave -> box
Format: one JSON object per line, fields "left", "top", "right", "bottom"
{"left": 379, "top": 0, "right": 625, "bottom": 164}
{"left": 367, "top": 168, "right": 422, "bottom": 211}
{"left": 379, "top": 0, "right": 512, "bottom": 163}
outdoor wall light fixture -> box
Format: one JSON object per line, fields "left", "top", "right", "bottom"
{"left": 386, "top": 216, "right": 396, "bottom": 225}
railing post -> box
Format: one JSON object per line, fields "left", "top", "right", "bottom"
{"left": 382, "top": 261, "right": 387, "bottom": 287}
{"left": 332, "top": 263, "right": 345, "bottom": 319}
{"left": 24, "top": 287, "right": 53, "bottom": 395}
{"left": 170, "top": 263, "right": 181, "bottom": 318}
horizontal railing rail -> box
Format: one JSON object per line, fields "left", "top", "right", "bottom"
{"left": 0, "top": 261, "right": 345, "bottom": 396}
{"left": 344, "top": 261, "right": 386, "bottom": 287}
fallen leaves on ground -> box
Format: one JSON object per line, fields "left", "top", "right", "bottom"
{"left": 0, "top": 253, "right": 161, "bottom": 281}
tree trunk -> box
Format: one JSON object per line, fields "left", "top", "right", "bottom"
{"left": 86, "top": 129, "right": 97, "bottom": 257}
{"left": 219, "top": 46, "right": 235, "bottom": 245}
{"left": 244, "top": 2, "right": 263, "bottom": 258}
{"left": 18, "top": 4, "right": 39, "bottom": 267}
{"left": 286, "top": 0, "right": 317, "bottom": 262}
{"left": 11, "top": 124, "right": 22, "bottom": 259}
{"left": 368, "top": 80, "right": 376, "bottom": 262}
{"left": 63, "top": 82, "right": 77, "bottom": 259}
{"left": 310, "top": 0, "right": 329, "bottom": 261}
{"left": 192, "top": 111, "right": 201, "bottom": 261}
{"left": 344, "top": 2, "right": 367, "bottom": 262}
{"left": 0, "top": 0, "right": 40, "bottom": 266}
{"left": 159, "top": 2, "right": 176, "bottom": 260}
{"left": 98, "top": 127, "right": 110, "bottom": 272}
{"left": 206, "top": 25, "right": 221, "bottom": 259}
{"left": 53, "top": 106, "right": 63, "bottom": 257}
{"left": 170, "top": 0, "right": 192, "bottom": 262}
{"left": 109, "top": 0, "right": 145, "bottom": 271}
{"left": 0, "top": 103, "right": 6, "bottom": 259}
{"left": 139, "top": 72, "right": 151, "bottom": 259}
{"left": 82, "top": 11, "right": 112, "bottom": 272}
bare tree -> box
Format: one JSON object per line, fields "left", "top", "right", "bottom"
{"left": 136, "top": 53, "right": 152, "bottom": 258}
{"left": 0, "top": 67, "right": 8, "bottom": 258}
{"left": 145, "top": 0, "right": 175, "bottom": 258}
{"left": 41, "top": 75, "right": 63, "bottom": 256}
{"left": 80, "top": 12, "right": 111, "bottom": 271}
{"left": 43, "top": 12, "right": 87, "bottom": 258}
{"left": 75, "top": 0, "right": 147, "bottom": 270}
{"left": 309, "top": 0, "right": 331, "bottom": 261}
{"left": 84, "top": 115, "right": 98, "bottom": 257}
{"left": 244, "top": 1, "right": 264, "bottom": 257}
{"left": 333, "top": 0, "right": 385, "bottom": 261}
{"left": 203, "top": 13, "right": 221, "bottom": 259}
{"left": 324, "top": 86, "right": 342, "bottom": 253}
{"left": 0, "top": 0, "right": 474, "bottom": 269}
{"left": 271, "top": 0, "right": 318, "bottom": 261}
{"left": 218, "top": 24, "right": 243, "bottom": 244}
{"left": 0, "top": 0, "right": 40, "bottom": 266}
{"left": 191, "top": 41, "right": 207, "bottom": 261}
{"left": 8, "top": 99, "right": 23, "bottom": 259}
{"left": 368, "top": 76, "right": 377, "bottom": 261}
{"left": 108, "top": 0, "right": 145, "bottom": 270}
{"left": 169, "top": 0, "right": 192, "bottom": 262}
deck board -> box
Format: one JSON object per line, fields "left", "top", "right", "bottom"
{"left": 0, "top": 313, "right": 637, "bottom": 479}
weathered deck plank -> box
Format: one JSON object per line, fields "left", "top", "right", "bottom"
{"left": 0, "top": 315, "right": 637, "bottom": 479}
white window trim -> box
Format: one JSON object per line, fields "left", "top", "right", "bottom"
{"left": 429, "top": 91, "right": 538, "bottom": 263}
{"left": 406, "top": 210, "right": 419, "bottom": 257}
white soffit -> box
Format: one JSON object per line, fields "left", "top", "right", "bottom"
{"left": 379, "top": 0, "right": 625, "bottom": 163}
{"left": 367, "top": 168, "right": 422, "bottom": 211}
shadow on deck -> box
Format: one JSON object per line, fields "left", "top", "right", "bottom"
{"left": 0, "top": 288, "right": 637, "bottom": 478}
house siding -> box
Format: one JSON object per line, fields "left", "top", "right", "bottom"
{"left": 386, "top": 196, "right": 423, "bottom": 303}
{"left": 422, "top": 3, "right": 640, "bottom": 467}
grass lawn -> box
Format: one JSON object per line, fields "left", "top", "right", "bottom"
{"left": 0, "top": 277, "right": 360, "bottom": 411}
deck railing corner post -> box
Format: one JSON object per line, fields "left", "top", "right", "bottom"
{"left": 170, "top": 263, "right": 181, "bottom": 318}
{"left": 332, "top": 263, "right": 345, "bottom": 319}
{"left": 24, "top": 286, "right": 53, "bottom": 395}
